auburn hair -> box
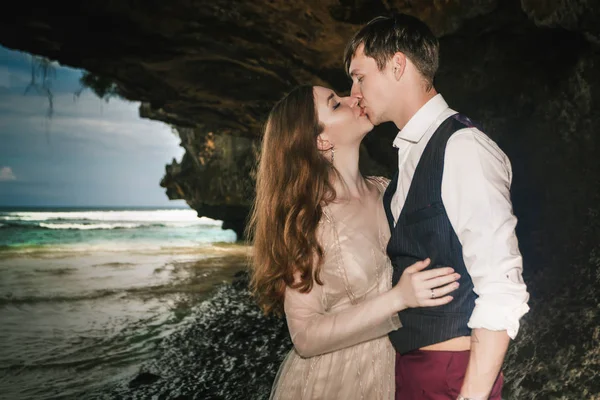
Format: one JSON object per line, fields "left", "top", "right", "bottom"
{"left": 247, "top": 85, "right": 337, "bottom": 316}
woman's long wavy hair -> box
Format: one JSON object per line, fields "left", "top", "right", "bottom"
{"left": 247, "top": 85, "right": 337, "bottom": 316}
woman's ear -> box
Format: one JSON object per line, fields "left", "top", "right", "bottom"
{"left": 316, "top": 135, "right": 334, "bottom": 152}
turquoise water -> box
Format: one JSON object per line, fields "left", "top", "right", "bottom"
{"left": 0, "top": 208, "right": 247, "bottom": 400}
{"left": 0, "top": 207, "right": 237, "bottom": 251}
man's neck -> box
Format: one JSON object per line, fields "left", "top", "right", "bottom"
{"left": 392, "top": 87, "right": 438, "bottom": 131}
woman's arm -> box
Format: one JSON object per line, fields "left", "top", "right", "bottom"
{"left": 285, "top": 259, "right": 459, "bottom": 358}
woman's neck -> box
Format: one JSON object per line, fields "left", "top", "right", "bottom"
{"left": 330, "top": 146, "right": 369, "bottom": 201}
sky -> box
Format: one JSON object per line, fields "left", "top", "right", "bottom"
{"left": 0, "top": 45, "right": 187, "bottom": 208}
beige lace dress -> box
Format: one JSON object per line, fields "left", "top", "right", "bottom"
{"left": 269, "top": 177, "right": 401, "bottom": 400}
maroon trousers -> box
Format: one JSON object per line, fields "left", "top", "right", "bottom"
{"left": 395, "top": 350, "right": 503, "bottom": 400}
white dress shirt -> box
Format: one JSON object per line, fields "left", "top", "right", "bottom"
{"left": 390, "top": 94, "right": 530, "bottom": 339}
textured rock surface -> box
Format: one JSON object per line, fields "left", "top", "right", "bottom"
{"left": 521, "top": 0, "right": 600, "bottom": 43}
{"left": 1, "top": 0, "right": 600, "bottom": 398}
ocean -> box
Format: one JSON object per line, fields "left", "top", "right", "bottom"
{"left": 0, "top": 207, "right": 254, "bottom": 400}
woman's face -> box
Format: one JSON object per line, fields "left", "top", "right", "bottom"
{"left": 313, "top": 86, "right": 374, "bottom": 150}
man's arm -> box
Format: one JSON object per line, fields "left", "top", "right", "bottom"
{"left": 442, "top": 127, "right": 530, "bottom": 399}
{"left": 460, "top": 329, "right": 510, "bottom": 398}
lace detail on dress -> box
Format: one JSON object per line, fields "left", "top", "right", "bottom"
{"left": 366, "top": 175, "right": 390, "bottom": 193}
{"left": 325, "top": 177, "right": 389, "bottom": 305}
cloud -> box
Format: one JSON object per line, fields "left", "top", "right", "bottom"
{"left": 0, "top": 66, "right": 9, "bottom": 88}
{"left": 0, "top": 166, "right": 16, "bottom": 181}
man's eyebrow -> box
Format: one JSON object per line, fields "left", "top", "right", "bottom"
{"left": 327, "top": 93, "right": 334, "bottom": 105}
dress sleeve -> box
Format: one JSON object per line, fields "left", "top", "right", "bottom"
{"left": 284, "top": 284, "right": 401, "bottom": 357}
{"left": 367, "top": 175, "right": 391, "bottom": 193}
{"left": 284, "top": 219, "right": 401, "bottom": 358}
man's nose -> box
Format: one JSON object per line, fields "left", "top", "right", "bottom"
{"left": 350, "top": 83, "right": 362, "bottom": 101}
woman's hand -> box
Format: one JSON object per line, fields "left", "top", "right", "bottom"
{"left": 392, "top": 258, "right": 459, "bottom": 311}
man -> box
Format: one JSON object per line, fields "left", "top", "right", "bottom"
{"left": 344, "top": 14, "right": 530, "bottom": 400}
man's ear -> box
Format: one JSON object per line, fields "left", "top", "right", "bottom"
{"left": 317, "top": 135, "right": 333, "bottom": 152}
{"left": 391, "top": 52, "right": 407, "bottom": 80}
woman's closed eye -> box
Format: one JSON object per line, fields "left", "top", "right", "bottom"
{"left": 333, "top": 102, "right": 341, "bottom": 110}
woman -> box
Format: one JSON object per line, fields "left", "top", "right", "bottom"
{"left": 247, "top": 85, "right": 460, "bottom": 399}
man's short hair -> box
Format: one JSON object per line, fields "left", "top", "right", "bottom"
{"left": 344, "top": 14, "right": 439, "bottom": 89}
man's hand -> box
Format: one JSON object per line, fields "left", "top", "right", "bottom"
{"left": 456, "top": 395, "right": 487, "bottom": 400}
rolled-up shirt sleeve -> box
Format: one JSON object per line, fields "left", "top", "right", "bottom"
{"left": 442, "top": 128, "right": 530, "bottom": 339}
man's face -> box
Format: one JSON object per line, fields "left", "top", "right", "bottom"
{"left": 348, "top": 44, "right": 395, "bottom": 126}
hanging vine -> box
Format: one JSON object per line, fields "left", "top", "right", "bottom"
{"left": 24, "top": 55, "right": 55, "bottom": 119}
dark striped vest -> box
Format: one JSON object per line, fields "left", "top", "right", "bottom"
{"left": 384, "top": 114, "right": 479, "bottom": 355}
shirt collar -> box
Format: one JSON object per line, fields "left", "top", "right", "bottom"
{"left": 393, "top": 94, "right": 449, "bottom": 148}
